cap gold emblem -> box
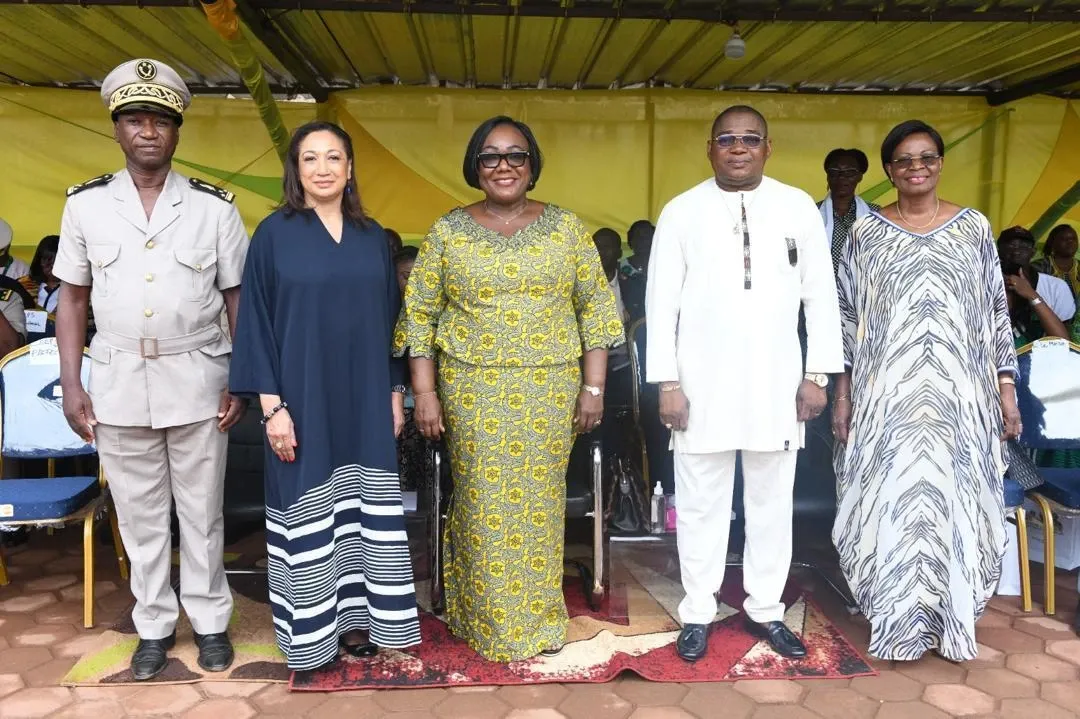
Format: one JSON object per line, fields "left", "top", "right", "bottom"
{"left": 135, "top": 60, "right": 157, "bottom": 81}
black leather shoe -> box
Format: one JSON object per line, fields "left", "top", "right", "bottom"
{"left": 745, "top": 619, "right": 807, "bottom": 658}
{"left": 131, "top": 632, "right": 176, "bottom": 681}
{"left": 340, "top": 639, "right": 379, "bottom": 658}
{"left": 193, "top": 632, "right": 234, "bottom": 672}
{"left": 676, "top": 623, "right": 709, "bottom": 662}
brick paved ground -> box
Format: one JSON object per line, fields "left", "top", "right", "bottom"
{"left": 0, "top": 529, "right": 1078, "bottom": 718}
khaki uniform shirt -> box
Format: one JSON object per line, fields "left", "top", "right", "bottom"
{"left": 0, "top": 286, "right": 26, "bottom": 339}
{"left": 54, "top": 170, "right": 249, "bottom": 429}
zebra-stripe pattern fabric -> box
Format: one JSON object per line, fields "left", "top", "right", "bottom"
{"left": 266, "top": 463, "right": 421, "bottom": 670}
{"left": 832, "top": 209, "right": 1016, "bottom": 662}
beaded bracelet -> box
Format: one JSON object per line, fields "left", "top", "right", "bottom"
{"left": 260, "top": 401, "right": 287, "bottom": 425}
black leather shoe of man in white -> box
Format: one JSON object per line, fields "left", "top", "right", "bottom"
{"left": 745, "top": 619, "right": 807, "bottom": 658}
{"left": 676, "top": 623, "right": 710, "bottom": 662}
{"left": 194, "top": 632, "right": 235, "bottom": 672}
{"left": 131, "top": 632, "right": 176, "bottom": 681}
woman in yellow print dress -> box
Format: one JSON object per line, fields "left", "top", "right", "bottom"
{"left": 394, "top": 116, "right": 624, "bottom": 662}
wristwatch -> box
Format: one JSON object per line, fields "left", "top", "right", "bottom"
{"left": 582, "top": 384, "right": 604, "bottom": 397}
{"left": 804, "top": 373, "right": 829, "bottom": 388}
{"left": 392, "top": 384, "right": 407, "bottom": 394}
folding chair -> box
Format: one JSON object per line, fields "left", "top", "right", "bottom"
{"left": 0, "top": 338, "right": 128, "bottom": 627}
{"left": 1015, "top": 338, "right": 1080, "bottom": 616}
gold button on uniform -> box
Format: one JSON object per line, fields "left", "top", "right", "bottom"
{"left": 144, "top": 308, "right": 153, "bottom": 318}
{"left": 145, "top": 273, "right": 154, "bottom": 282}
{"left": 145, "top": 240, "right": 155, "bottom": 249}
{"left": 195, "top": 264, "right": 202, "bottom": 272}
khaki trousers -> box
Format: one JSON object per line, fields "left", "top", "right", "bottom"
{"left": 96, "top": 418, "right": 233, "bottom": 638}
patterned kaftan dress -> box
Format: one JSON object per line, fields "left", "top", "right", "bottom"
{"left": 230, "top": 209, "right": 421, "bottom": 670}
{"left": 832, "top": 209, "right": 1016, "bottom": 662}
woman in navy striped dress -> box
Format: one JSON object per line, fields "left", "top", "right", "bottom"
{"left": 230, "top": 121, "right": 421, "bottom": 670}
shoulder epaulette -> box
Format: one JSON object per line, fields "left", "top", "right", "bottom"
{"left": 189, "top": 177, "right": 235, "bottom": 204}
{"left": 66, "top": 173, "right": 115, "bottom": 197}
{"left": 0, "top": 289, "right": 11, "bottom": 302}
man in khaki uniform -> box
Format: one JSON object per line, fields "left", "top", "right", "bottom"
{"left": 54, "top": 58, "right": 249, "bottom": 681}
{"left": 0, "top": 275, "right": 27, "bottom": 357}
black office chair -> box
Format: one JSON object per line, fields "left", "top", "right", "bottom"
{"left": 626, "top": 317, "right": 856, "bottom": 611}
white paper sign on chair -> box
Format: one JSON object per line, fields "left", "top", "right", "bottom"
{"left": 1, "top": 338, "right": 92, "bottom": 457}
{"left": 1028, "top": 338, "right": 1080, "bottom": 441}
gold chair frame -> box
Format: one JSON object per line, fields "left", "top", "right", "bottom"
{"left": 1011, "top": 339, "right": 1080, "bottom": 617}
{"left": 0, "top": 344, "right": 129, "bottom": 628}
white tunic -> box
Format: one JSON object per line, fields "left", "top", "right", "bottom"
{"left": 645, "top": 176, "right": 844, "bottom": 454}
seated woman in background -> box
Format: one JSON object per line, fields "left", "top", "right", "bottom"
{"left": 20, "top": 235, "right": 61, "bottom": 315}
{"left": 230, "top": 121, "right": 420, "bottom": 671}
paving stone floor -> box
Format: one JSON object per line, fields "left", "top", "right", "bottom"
{"left": 0, "top": 529, "right": 1078, "bottom": 718}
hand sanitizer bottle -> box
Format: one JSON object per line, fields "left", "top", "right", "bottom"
{"left": 650, "top": 481, "right": 666, "bottom": 534}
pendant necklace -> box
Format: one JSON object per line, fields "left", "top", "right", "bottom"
{"left": 484, "top": 200, "right": 528, "bottom": 225}
{"left": 896, "top": 198, "right": 941, "bottom": 230}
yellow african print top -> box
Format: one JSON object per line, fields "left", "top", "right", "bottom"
{"left": 394, "top": 204, "right": 625, "bottom": 367}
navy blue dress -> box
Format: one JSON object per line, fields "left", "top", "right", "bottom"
{"left": 229, "top": 209, "right": 420, "bottom": 670}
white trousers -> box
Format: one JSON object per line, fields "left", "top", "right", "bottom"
{"left": 675, "top": 449, "right": 798, "bottom": 625}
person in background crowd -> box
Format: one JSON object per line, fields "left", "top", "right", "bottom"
{"left": 23, "top": 235, "right": 62, "bottom": 314}
{"left": 395, "top": 115, "right": 623, "bottom": 662}
{"left": 647, "top": 105, "right": 842, "bottom": 663}
{"left": 54, "top": 58, "right": 248, "bottom": 681}
{"left": 832, "top": 120, "right": 1019, "bottom": 662}
{"left": 593, "top": 228, "right": 628, "bottom": 322}
{"left": 997, "top": 226, "right": 1074, "bottom": 346}
{"left": 394, "top": 245, "right": 419, "bottom": 295}
{"left": 1032, "top": 223, "right": 1080, "bottom": 299}
{"left": 392, "top": 243, "right": 430, "bottom": 494}
{"left": 620, "top": 219, "right": 653, "bottom": 321}
{"left": 230, "top": 121, "right": 420, "bottom": 671}
{"left": 0, "top": 274, "right": 27, "bottom": 358}
{"left": 817, "top": 148, "right": 879, "bottom": 274}
{"left": 385, "top": 227, "right": 404, "bottom": 256}
{"left": 0, "top": 218, "right": 31, "bottom": 281}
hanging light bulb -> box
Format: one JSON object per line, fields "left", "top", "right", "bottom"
{"left": 725, "top": 30, "right": 746, "bottom": 60}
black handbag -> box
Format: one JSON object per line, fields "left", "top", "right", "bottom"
{"left": 606, "top": 457, "right": 649, "bottom": 535}
{"left": 1004, "top": 440, "right": 1044, "bottom": 491}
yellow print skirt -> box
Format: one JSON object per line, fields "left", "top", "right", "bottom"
{"left": 438, "top": 354, "right": 579, "bottom": 662}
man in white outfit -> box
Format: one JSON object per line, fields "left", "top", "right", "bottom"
{"left": 645, "top": 105, "right": 844, "bottom": 661}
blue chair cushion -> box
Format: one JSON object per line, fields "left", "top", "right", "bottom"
{"left": 1036, "top": 468, "right": 1080, "bottom": 509}
{"left": 1004, "top": 476, "right": 1026, "bottom": 508}
{"left": 0, "top": 477, "right": 100, "bottom": 522}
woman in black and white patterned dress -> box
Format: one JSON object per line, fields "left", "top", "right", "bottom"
{"left": 830, "top": 120, "right": 1022, "bottom": 662}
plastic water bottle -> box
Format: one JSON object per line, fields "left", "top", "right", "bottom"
{"left": 650, "top": 482, "right": 666, "bottom": 534}
{"left": 665, "top": 493, "right": 677, "bottom": 532}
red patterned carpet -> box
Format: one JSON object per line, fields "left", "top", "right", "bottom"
{"left": 290, "top": 573, "right": 874, "bottom": 691}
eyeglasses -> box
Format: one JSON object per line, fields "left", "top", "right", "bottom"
{"left": 711, "top": 134, "right": 766, "bottom": 149}
{"left": 477, "top": 151, "right": 530, "bottom": 169}
{"left": 826, "top": 167, "right": 862, "bottom": 178}
{"left": 889, "top": 153, "right": 941, "bottom": 171}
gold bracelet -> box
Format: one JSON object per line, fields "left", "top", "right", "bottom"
{"left": 659, "top": 382, "right": 681, "bottom": 392}
{"left": 999, "top": 376, "right": 1016, "bottom": 386}
{"left": 414, "top": 390, "right": 437, "bottom": 398}
{"left": 834, "top": 395, "right": 850, "bottom": 403}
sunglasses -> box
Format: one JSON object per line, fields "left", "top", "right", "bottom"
{"left": 711, "top": 133, "right": 766, "bottom": 149}
{"left": 826, "top": 167, "right": 862, "bottom": 178}
{"left": 890, "top": 153, "right": 941, "bottom": 171}
{"left": 477, "top": 151, "right": 530, "bottom": 169}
